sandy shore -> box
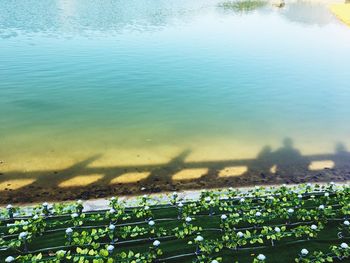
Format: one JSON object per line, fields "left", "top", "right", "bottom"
{"left": 330, "top": 3, "right": 350, "bottom": 26}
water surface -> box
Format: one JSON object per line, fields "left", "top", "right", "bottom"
{"left": 1, "top": 0, "right": 350, "bottom": 178}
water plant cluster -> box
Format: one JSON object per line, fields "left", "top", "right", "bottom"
{"left": 219, "top": 0, "right": 267, "bottom": 13}
{"left": 1, "top": 183, "right": 350, "bottom": 262}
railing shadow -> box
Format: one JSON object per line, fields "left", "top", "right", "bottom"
{"left": 1, "top": 138, "right": 350, "bottom": 204}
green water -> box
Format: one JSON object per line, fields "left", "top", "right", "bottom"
{"left": 1, "top": 0, "right": 350, "bottom": 172}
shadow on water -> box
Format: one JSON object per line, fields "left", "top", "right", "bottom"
{"left": 1, "top": 138, "right": 350, "bottom": 204}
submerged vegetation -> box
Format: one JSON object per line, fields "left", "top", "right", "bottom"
{"left": 2, "top": 183, "right": 350, "bottom": 262}
{"left": 219, "top": 0, "right": 268, "bottom": 13}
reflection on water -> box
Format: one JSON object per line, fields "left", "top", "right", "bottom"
{"left": 0, "top": 0, "right": 350, "bottom": 199}
{"left": 218, "top": 0, "right": 337, "bottom": 26}
{"left": 0, "top": 0, "right": 203, "bottom": 37}
{"left": 218, "top": 0, "right": 269, "bottom": 14}
{"left": 0, "top": 0, "right": 343, "bottom": 39}
{"left": 280, "top": 1, "right": 335, "bottom": 26}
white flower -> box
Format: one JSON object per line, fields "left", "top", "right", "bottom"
{"left": 107, "top": 245, "right": 115, "bottom": 252}
{"left": 301, "top": 249, "right": 309, "bottom": 256}
{"left": 311, "top": 224, "right": 317, "bottom": 230}
{"left": 109, "top": 224, "right": 116, "bottom": 230}
{"left": 109, "top": 208, "right": 116, "bottom": 214}
{"left": 6, "top": 204, "right": 13, "bottom": 209}
{"left": 172, "top": 192, "right": 178, "bottom": 197}
{"left": 307, "top": 183, "right": 312, "bottom": 187}
{"left": 288, "top": 208, "right": 294, "bottom": 213}
{"left": 143, "top": 194, "right": 148, "bottom": 199}
{"left": 42, "top": 202, "right": 48, "bottom": 207}
{"left": 257, "top": 254, "right": 266, "bottom": 261}
{"left": 65, "top": 228, "right": 73, "bottom": 235}
{"left": 211, "top": 260, "right": 219, "bottom": 263}
{"left": 153, "top": 240, "right": 161, "bottom": 247}
{"left": 204, "top": 196, "right": 211, "bottom": 202}
{"left": 255, "top": 211, "right": 262, "bottom": 217}
{"left": 221, "top": 214, "right": 227, "bottom": 220}
{"left": 195, "top": 235, "right": 204, "bottom": 242}
{"left": 148, "top": 220, "right": 155, "bottom": 226}
{"left": 237, "top": 231, "right": 244, "bottom": 238}
{"left": 319, "top": 205, "right": 325, "bottom": 210}
{"left": 330, "top": 182, "right": 335, "bottom": 185}
{"left": 344, "top": 220, "right": 350, "bottom": 226}
{"left": 19, "top": 232, "right": 27, "bottom": 239}
{"left": 311, "top": 195, "right": 315, "bottom": 199}
{"left": 298, "top": 194, "right": 303, "bottom": 199}
{"left": 341, "top": 242, "right": 349, "bottom": 249}
{"left": 71, "top": 213, "right": 79, "bottom": 218}
{"left": 324, "top": 192, "right": 329, "bottom": 197}
{"left": 240, "top": 198, "right": 245, "bottom": 203}
{"left": 178, "top": 202, "right": 184, "bottom": 208}
{"left": 274, "top": 227, "right": 281, "bottom": 233}
{"left": 5, "top": 256, "right": 15, "bottom": 262}
{"left": 110, "top": 197, "right": 116, "bottom": 201}
{"left": 144, "top": 206, "right": 150, "bottom": 210}
{"left": 185, "top": 217, "right": 192, "bottom": 223}
{"left": 283, "top": 184, "right": 286, "bottom": 187}
{"left": 32, "top": 215, "right": 39, "bottom": 220}
{"left": 77, "top": 200, "right": 83, "bottom": 205}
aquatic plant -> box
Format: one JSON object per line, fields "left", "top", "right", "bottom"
{"left": 219, "top": 0, "right": 268, "bottom": 13}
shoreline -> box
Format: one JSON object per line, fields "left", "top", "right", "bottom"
{"left": 4, "top": 181, "right": 349, "bottom": 211}
{"left": 80, "top": 180, "right": 350, "bottom": 211}
{"left": 2, "top": 142, "right": 350, "bottom": 205}
{"left": 2, "top": 165, "right": 350, "bottom": 206}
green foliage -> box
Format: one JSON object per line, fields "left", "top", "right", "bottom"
{"left": 2, "top": 183, "right": 350, "bottom": 262}
{"left": 219, "top": 0, "right": 268, "bottom": 12}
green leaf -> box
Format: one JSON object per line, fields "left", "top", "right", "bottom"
{"left": 99, "top": 249, "right": 109, "bottom": 257}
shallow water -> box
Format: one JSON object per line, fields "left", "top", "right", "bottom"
{"left": 1, "top": 0, "right": 350, "bottom": 179}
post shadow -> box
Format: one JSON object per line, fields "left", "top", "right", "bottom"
{"left": 271, "top": 138, "right": 310, "bottom": 181}
{"left": 247, "top": 145, "right": 275, "bottom": 178}
{"left": 19, "top": 154, "right": 103, "bottom": 190}
{"left": 333, "top": 142, "right": 350, "bottom": 170}
{"left": 144, "top": 149, "right": 192, "bottom": 186}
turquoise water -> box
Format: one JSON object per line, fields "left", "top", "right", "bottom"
{"left": 1, "top": 0, "right": 350, "bottom": 171}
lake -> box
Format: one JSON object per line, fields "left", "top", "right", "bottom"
{"left": 1, "top": 0, "right": 350, "bottom": 201}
